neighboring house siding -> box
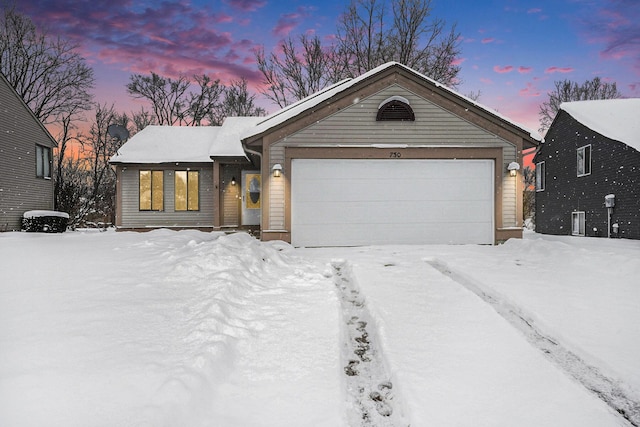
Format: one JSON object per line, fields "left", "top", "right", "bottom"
{"left": 0, "top": 76, "right": 55, "bottom": 231}
{"left": 118, "top": 163, "right": 215, "bottom": 228}
{"left": 536, "top": 110, "right": 640, "bottom": 239}
{"left": 268, "top": 84, "right": 518, "bottom": 230}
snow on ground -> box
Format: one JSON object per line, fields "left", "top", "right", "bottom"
{"left": 1, "top": 229, "right": 638, "bottom": 426}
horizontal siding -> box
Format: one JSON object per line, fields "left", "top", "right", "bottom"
{"left": 268, "top": 84, "right": 518, "bottom": 232}
{"left": 269, "top": 145, "right": 286, "bottom": 230}
{"left": 279, "top": 85, "right": 513, "bottom": 148}
{"left": 0, "top": 78, "right": 55, "bottom": 231}
{"left": 502, "top": 145, "right": 517, "bottom": 227}
{"left": 119, "top": 164, "right": 215, "bottom": 228}
{"left": 221, "top": 166, "right": 240, "bottom": 226}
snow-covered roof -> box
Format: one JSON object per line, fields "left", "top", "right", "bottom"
{"left": 209, "top": 116, "right": 262, "bottom": 158}
{"left": 560, "top": 99, "right": 640, "bottom": 152}
{"left": 110, "top": 117, "right": 260, "bottom": 164}
{"left": 243, "top": 62, "right": 542, "bottom": 143}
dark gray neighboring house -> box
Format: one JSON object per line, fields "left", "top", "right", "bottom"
{"left": 0, "top": 72, "right": 57, "bottom": 231}
{"left": 535, "top": 98, "right": 640, "bottom": 239}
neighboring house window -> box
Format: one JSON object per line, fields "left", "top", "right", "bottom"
{"left": 36, "top": 144, "right": 51, "bottom": 178}
{"left": 577, "top": 145, "right": 591, "bottom": 177}
{"left": 535, "top": 161, "right": 545, "bottom": 191}
{"left": 175, "top": 170, "right": 199, "bottom": 211}
{"left": 139, "top": 170, "right": 164, "bottom": 211}
{"left": 572, "top": 211, "right": 585, "bottom": 236}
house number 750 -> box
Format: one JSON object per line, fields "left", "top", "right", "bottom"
{"left": 389, "top": 152, "right": 402, "bottom": 158}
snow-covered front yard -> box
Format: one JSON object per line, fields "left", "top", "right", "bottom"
{"left": 0, "top": 230, "right": 638, "bottom": 426}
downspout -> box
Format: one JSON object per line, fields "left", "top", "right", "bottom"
{"left": 242, "top": 144, "right": 262, "bottom": 168}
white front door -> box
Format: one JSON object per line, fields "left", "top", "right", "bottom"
{"left": 241, "top": 170, "right": 261, "bottom": 226}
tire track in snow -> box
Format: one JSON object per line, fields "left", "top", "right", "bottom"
{"left": 332, "top": 261, "right": 407, "bottom": 427}
{"left": 427, "top": 259, "right": 640, "bottom": 427}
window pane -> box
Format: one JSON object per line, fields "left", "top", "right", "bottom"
{"left": 188, "top": 171, "right": 199, "bottom": 211}
{"left": 43, "top": 147, "right": 51, "bottom": 177}
{"left": 151, "top": 171, "right": 164, "bottom": 210}
{"left": 536, "top": 162, "right": 545, "bottom": 191}
{"left": 585, "top": 146, "right": 591, "bottom": 174}
{"left": 577, "top": 148, "right": 584, "bottom": 175}
{"left": 36, "top": 145, "right": 43, "bottom": 177}
{"left": 175, "top": 171, "right": 187, "bottom": 211}
{"left": 140, "top": 171, "right": 151, "bottom": 210}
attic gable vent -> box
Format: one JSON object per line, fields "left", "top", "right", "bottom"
{"left": 376, "top": 96, "right": 415, "bottom": 121}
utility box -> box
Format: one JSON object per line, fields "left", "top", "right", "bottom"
{"left": 605, "top": 194, "right": 616, "bottom": 208}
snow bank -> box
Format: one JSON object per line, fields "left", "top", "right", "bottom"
{"left": 2, "top": 230, "right": 637, "bottom": 426}
{"left": 0, "top": 230, "right": 342, "bottom": 427}
{"left": 22, "top": 210, "right": 69, "bottom": 219}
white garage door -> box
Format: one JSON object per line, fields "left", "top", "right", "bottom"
{"left": 291, "top": 159, "right": 494, "bottom": 246}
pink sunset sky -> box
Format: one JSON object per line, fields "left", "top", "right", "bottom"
{"left": 15, "top": 0, "right": 640, "bottom": 136}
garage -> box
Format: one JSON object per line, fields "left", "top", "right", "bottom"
{"left": 291, "top": 159, "right": 495, "bottom": 246}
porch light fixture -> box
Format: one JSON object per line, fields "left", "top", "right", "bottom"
{"left": 272, "top": 163, "right": 283, "bottom": 178}
{"left": 507, "top": 162, "right": 520, "bottom": 177}
{"left": 231, "top": 176, "right": 237, "bottom": 185}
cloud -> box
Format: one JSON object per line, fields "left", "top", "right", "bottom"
{"left": 519, "top": 82, "right": 541, "bottom": 97}
{"left": 451, "top": 57, "right": 466, "bottom": 66}
{"left": 494, "top": 65, "right": 514, "bottom": 74}
{"left": 272, "top": 7, "right": 314, "bottom": 37}
{"left": 481, "top": 38, "right": 495, "bottom": 44}
{"left": 518, "top": 66, "right": 533, "bottom": 74}
{"left": 578, "top": 1, "right": 640, "bottom": 68}
{"left": 223, "top": 0, "right": 267, "bottom": 12}
{"left": 273, "top": 12, "right": 303, "bottom": 37}
{"left": 545, "top": 66, "right": 574, "bottom": 74}
{"left": 480, "top": 77, "right": 494, "bottom": 85}
{"left": 15, "top": 0, "right": 264, "bottom": 85}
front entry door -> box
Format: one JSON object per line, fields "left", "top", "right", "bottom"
{"left": 241, "top": 170, "right": 261, "bottom": 226}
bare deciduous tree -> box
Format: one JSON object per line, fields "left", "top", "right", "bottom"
{"left": 127, "top": 72, "right": 264, "bottom": 126}
{"left": 130, "top": 107, "right": 157, "bottom": 134}
{"left": 539, "top": 77, "right": 621, "bottom": 133}
{"left": 217, "top": 77, "right": 266, "bottom": 121}
{"left": 0, "top": 5, "right": 94, "bottom": 124}
{"left": 523, "top": 165, "right": 536, "bottom": 227}
{"left": 256, "top": 35, "right": 339, "bottom": 108}
{"left": 336, "top": 0, "right": 461, "bottom": 83}
{"left": 256, "top": 0, "right": 461, "bottom": 107}
{"left": 127, "top": 73, "right": 226, "bottom": 126}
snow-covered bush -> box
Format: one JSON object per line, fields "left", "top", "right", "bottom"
{"left": 21, "top": 210, "right": 69, "bottom": 233}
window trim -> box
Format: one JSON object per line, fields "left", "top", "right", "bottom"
{"left": 571, "top": 211, "right": 586, "bottom": 236}
{"left": 139, "top": 170, "right": 164, "bottom": 211}
{"left": 535, "top": 161, "right": 545, "bottom": 192}
{"left": 174, "top": 170, "right": 200, "bottom": 211}
{"left": 577, "top": 144, "right": 591, "bottom": 177}
{"left": 35, "top": 144, "right": 51, "bottom": 179}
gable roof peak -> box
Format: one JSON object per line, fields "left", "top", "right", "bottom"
{"left": 560, "top": 98, "right": 640, "bottom": 151}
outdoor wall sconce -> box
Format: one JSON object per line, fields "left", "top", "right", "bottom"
{"left": 507, "top": 162, "right": 520, "bottom": 177}
{"left": 272, "top": 164, "right": 283, "bottom": 178}
{"left": 231, "top": 176, "right": 237, "bottom": 185}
